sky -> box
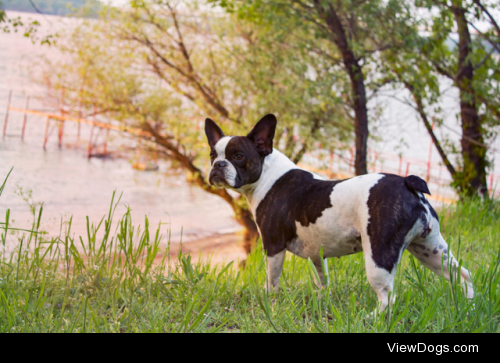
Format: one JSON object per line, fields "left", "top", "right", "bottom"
{"left": 100, "top": 1, "right": 498, "bottom": 32}
{"left": 104, "top": 0, "right": 128, "bottom": 5}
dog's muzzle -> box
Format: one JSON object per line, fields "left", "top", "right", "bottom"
{"left": 209, "top": 160, "right": 230, "bottom": 187}
{"left": 209, "top": 173, "right": 227, "bottom": 187}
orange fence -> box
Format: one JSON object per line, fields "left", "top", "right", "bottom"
{"left": 3, "top": 91, "right": 499, "bottom": 203}
{"left": 299, "top": 145, "right": 499, "bottom": 203}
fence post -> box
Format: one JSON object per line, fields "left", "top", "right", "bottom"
{"left": 3, "top": 90, "right": 12, "bottom": 138}
{"left": 77, "top": 88, "right": 83, "bottom": 140}
{"left": 58, "top": 88, "right": 65, "bottom": 149}
{"left": 58, "top": 122, "right": 64, "bottom": 148}
{"left": 372, "top": 151, "right": 378, "bottom": 173}
{"left": 328, "top": 149, "right": 334, "bottom": 177}
{"left": 88, "top": 104, "right": 97, "bottom": 159}
{"left": 103, "top": 127, "right": 109, "bottom": 156}
{"left": 405, "top": 162, "right": 410, "bottom": 177}
{"left": 88, "top": 126, "right": 94, "bottom": 159}
{"left": 43, "top": 117, "right": 50, "bottom": 150}
{"left": 21, "top": 96, "right": 30, "bottom": 141}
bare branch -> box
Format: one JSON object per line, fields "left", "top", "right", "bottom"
{"left": 472, "top": 0, "right": 500, "bottom": 37}
{"left": 467, "top": 21, "right": 500, "bottom": 54}
{"left": 401, "top": 80, "right": 457, "bottom": 177}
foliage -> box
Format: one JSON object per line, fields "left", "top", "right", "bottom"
{"left": 383, "top": 0, "right": 500, "bottom": 197}
{"left": 211, "top": 0, "right": 424, "bottom": 175}
{"left": 1, "top": 170, "right": 499, "bottom": 332}
{"left": 41, "top": 0, "right": 355, "bottom": 249}
{"left": 212, "top": 0, "right": 500, "bottom": 197}
{"left": 1, "top": 0, "right": 38, "bottom": 38}
{"left": 423, "top": 0, "right": 500, "bottom": 197}
{"left": 0, "top": 0, "right": 58, "bottom": 44}
{"left": 45, "top": 1, "right": 352, "bottom": 158}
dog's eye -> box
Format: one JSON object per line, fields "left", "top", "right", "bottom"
{"left": 234, "top": 154, "right": 244, "bottom": 161}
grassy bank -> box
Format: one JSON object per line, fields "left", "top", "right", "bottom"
{"left": 1, "top": 174, "right": 499, "bottom": 332}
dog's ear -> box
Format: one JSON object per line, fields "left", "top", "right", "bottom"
{"left": 247, "top": 114, "right": 277, "bottom": 157}
{"left": 205, "top": 118, "right": 225, "bottom": 148}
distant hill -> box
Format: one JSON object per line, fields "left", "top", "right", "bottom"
{"left": 1, "top": 0, "right": 101, "bottom": 17}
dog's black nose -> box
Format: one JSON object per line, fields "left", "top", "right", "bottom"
{"left": 214, "top": 161, "right": 227, "bottom": 168}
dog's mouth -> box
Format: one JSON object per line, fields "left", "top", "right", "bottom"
{"left": 209, "top": 173, "right": 228, "bottom": 188}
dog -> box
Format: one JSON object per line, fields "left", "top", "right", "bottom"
{"left": 205, "top": 114, "right": 474, "bottom": 313}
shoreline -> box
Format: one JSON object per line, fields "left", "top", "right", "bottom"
{"left": 163, "top": 232, "right": 246, "bottom": 266}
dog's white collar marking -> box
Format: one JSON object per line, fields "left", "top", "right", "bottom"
{"left": 243, "top": 149, "right": 298, "bottom": 213}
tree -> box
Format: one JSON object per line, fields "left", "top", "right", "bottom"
{"left": 378, "top": 0, "right": 500, "bottom": 198}
{"left": 213, "top": 0, "right": 414, "bottom": 176}
{"left": 217, "top": 0, "right": 500, "bottom": 198}
{"left": 1, "top": 1, "right": 47, "bottom": 43}
{"left": 42, "top": 0, "right": 352, "bottom": 254}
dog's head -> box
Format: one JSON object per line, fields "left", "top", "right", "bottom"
{"left": 205, "top": 114, "right": 277, "bottom": 189}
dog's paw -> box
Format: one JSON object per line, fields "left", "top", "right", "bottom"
{"left": 264, "top": 285, "right": 279, "bottom": 295}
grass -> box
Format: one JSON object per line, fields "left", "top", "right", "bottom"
{"left": 1, "top": 170, "right": 499, "bottom": 333}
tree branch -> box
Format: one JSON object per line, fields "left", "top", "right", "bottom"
{"left": 142, "top": 122, "right": 236, "bottom": 205}
{"left": 467, "top": 21, "right": 500, "bottom": 54}
{"left": 472, "top": 0, "right": 500, "bottom": 37}
{"left": 403, "top": 81, "right": 457, "bottom": 177}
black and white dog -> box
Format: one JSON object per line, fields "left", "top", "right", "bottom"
{"left": 205, "top": 114, "right": 474, "bottom": 313}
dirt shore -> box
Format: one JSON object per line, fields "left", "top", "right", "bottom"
{"left": 164, "top": 233, "right": 247, "bottom": 266}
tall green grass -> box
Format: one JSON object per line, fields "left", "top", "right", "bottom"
{"left": 0, "top": 170, "right": 499, "bottom": 332}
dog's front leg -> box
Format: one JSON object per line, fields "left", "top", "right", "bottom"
{"left": 266, "top": 250, "right": 286, "bottom": 294}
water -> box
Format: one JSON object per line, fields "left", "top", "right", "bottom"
{"left": 0, "top": 12, "right": 239, "bottom": 246}
{"left": 1, "top": 11, "right": 499, "bottom": 248}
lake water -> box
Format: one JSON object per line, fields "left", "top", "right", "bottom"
{"left": 0, "top": 12, "right": 239, "bottom": 248}
{"left": 1, "top": 11, "right": 499, "bottom": 249}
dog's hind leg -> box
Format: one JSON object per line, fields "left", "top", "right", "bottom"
{"left": 364, "top": 257, "right": 397, "bottom": 314}
{"left": 361, "top": 220, "right": 421, "bottom": 314}
{"left": 407, "top": 225, "right": 474, "bottom": 299}
{"left": 361, "top": 234, "right": 399, "bottom": 314}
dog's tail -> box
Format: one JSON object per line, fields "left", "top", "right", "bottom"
{"left": 405, "top": 175, "right": 434, "bottom": 238}
{"left": 404, "top": 175, "right": 431, "bottom": 195}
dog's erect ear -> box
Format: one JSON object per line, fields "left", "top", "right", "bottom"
{"left": 247, "top": 114, "right": 277, "bottom": 157}
{"left": 205, "top": 118, "right": 225, "bottom": 148}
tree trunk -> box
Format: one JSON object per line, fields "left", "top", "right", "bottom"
{"left": 313, "top": 1, "right": 368, "bottom": 175}
{"left": 234, "top": 204, "right": 260, "bottom": 255}
{"left": 452, "top": 5, "right": 489, "bottom": 198}
{"left": 350, "top": 64, "right": 369, "bottom": 176}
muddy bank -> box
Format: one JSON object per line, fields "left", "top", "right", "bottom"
{"left": 162, "top": 232, "right": 247, "bottom": 266}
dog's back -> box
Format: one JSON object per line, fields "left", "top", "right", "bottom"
{"left": 255, "top": 170, "right": 435, "bottom": 269}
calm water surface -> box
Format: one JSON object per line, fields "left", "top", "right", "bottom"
{"left": 0, "top": 12, "right": 239, "bottom": 247}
